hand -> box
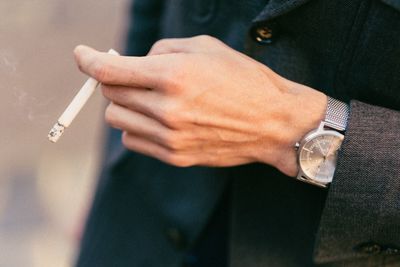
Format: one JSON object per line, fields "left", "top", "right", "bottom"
{"left": 74, "top": 35, "right": 327, "bottom": 177}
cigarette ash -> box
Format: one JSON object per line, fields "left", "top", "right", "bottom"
{"left": 48, "top": 122, "right": 65, "bottom": 143}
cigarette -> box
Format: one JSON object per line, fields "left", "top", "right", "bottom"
{"left": 48, "top": 48, "right": 120, "bottom": 143}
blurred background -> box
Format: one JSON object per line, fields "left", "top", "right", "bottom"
{"left": 0, "top": 1, "right": 130, "bottom": 266}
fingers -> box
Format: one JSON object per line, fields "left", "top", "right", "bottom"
{"left": 101, "top": 85, "right": 186, "bottom": 129}
{"left": 105, "top": 102, "right": 171, "bottom": 147}
{"left": 74, "top": 45, "right": 165, "bottom": 88}
{"left": 121, "top": 132, "right": 193, "bottom": 167}
{"left": 122, "top": 130, "right": 252, "bottom": 168}
{"left": 107, "top": 103, "right": 195, "bottom": 167}
{"left": 101, "top": 85, "right": 162, "bottom": 118}
{"left": 74, "top": 36, "right": 225, "bottom": 88}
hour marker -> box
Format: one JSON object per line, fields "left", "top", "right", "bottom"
{"left": 303, "top": 148, "right": 313, "bottom": 153}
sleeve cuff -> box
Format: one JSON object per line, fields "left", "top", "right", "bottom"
{"left": 314, "top": 100, "right": 400, "bottom": 263}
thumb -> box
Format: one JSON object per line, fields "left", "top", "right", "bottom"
{"left": 73, "top": 45, "right": 103, "bottom": 77}
{"left": 73, "top": 45, "right": 168, "bottom": 89}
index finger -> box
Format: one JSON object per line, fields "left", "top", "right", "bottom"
{"left": 74, "top": 45, "right": 165, "bottom": 89}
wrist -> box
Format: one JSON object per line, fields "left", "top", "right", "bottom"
{"left": 271, "top": 84, "right": 327, "bottom": 177}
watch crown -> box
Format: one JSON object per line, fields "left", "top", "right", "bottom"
{"left": 294, "top": 142, "right": 300, "bottom": 150}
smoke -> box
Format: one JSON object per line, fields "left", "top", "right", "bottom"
{"left": 1, "top": 56, "right": 17, "bottom": 73}
{"left": 11, "top": 87, "right": 54, "bottom": 122}
{"left": 0, "top": 50, "right": 18, "bottom": 76}
{"left": 0, "top": 50, "right": 54, "bottom": 124}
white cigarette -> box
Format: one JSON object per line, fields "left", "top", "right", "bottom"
{"left": 48, "top": 48, "right": 120, "bottom": 143}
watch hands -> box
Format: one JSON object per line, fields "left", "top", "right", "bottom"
{"left": 326, "top": 140, "right": 336, "bottom": 158}
{"left": 316, "top": 140, "right": 325, "bottom": 155}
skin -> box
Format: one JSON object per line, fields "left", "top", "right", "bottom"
{"left": 73, "top": 35, "right": 327, "bottom": 177}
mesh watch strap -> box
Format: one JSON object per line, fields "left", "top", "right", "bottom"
{"left": 324, "top": 97, "right": 350, "bottom": 132}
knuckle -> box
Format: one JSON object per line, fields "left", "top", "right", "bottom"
{"left": 161, "top": 131, "right": 182, "bottom": 151}
{"left": 161, "top": 71, "right": 179, "bottom": 91}
{"left": 92, "top": 58, "right": 111, "bottom": 83}
{"left": 104, "top": 104, "right": 118, "bottom": 126}
{"left": 196, "top": 35, "right": 216, "bottom": 43}
{"left": 160, "top": 112, "right": 176, "bottom": 127}
{"left": 151, "top": 39, "right": 170, "bottom": 52}
{"left": 162, "top": 57, "right": 188, "bottom": 91}
{"left": 196, "top": 35, "right": 225, "bottom": 49}
{"left": 165, "top": 153, "right": 192, "bottom": 167}
{"left": 157, "top": 102, "right": 183, "bottom": 128}
{"left": 121, "top": 132, "right": 132, "bottom": 149}
{"left": 101, "top": 85, "right": 112, "bottom": 98}
{"left": 103, "top": 86, "right": 129, "bottom": 102}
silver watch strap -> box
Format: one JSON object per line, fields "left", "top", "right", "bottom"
{"left": 324, "top": 97, "right": 350, "bottom": 132}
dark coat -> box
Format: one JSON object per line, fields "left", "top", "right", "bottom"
{"left": 76, "top": 0, "right": 400, "bottom": 266}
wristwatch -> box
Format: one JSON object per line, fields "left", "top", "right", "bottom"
{"left": 295, "top": 97, "right": 350, "bottom": 188}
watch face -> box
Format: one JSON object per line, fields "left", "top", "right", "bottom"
{"left": 299, "top": 132, "right": 344, "bottom": 184}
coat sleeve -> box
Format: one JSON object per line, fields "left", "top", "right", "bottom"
{"left": 314, "top": 100, "right": 400, "bottom": 263}
{"left": 124, "top": 0, "right": 164, "bottom": 56}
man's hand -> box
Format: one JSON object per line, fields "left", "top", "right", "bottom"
{"left": 74, "top": 35, "right": 326, "bottom": 177}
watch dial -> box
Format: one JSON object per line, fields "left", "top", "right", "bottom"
{"left": 299, "top": 134, "right": 343, "bottom": 183}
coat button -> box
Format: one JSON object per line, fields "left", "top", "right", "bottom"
{"left": 250, "top": 23, "right": 277, "bottom": 44}
{"left": 354, "top": 242, "right": 382, "bottom": 255}
{"left": 165, "top": 227, "right": 187, "bottom": 250}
